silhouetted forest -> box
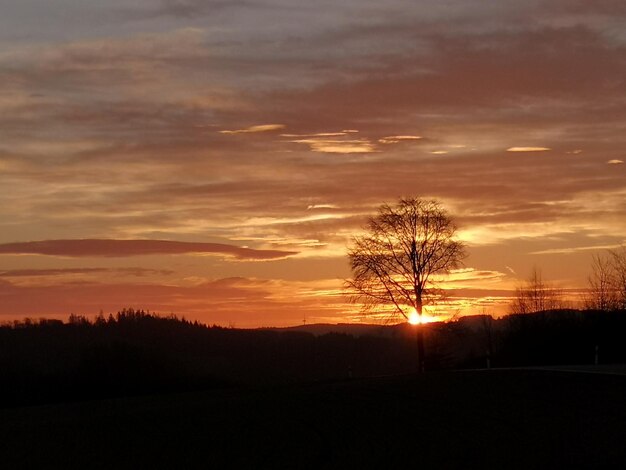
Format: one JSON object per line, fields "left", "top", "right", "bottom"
{"left": 2, "top": 308, "right": 626, "bottom": 407}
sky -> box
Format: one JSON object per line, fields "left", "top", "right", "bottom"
{"left": 1, "top": 0, "right": 625, "bottom": 326}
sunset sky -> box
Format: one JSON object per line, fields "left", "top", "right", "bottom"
{"left": 1, "top": 1, "right": 625, "bottom": 326}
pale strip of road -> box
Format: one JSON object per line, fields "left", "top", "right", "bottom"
{"left": 527, "top": 364, "right": 626, "bottom": 375}
{"left": 463, "top": 364, "right": 626, "bottom": 376}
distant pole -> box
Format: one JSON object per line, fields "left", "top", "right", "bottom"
{"left": 595, "top": 345, "right": 599, "bottom": 366}
{"left": 486, "top": 350, "right": 491, "bottom": 370}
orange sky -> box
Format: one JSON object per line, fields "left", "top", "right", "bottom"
{"left": 1, "top": 1, "right": 625, "bottom": 326}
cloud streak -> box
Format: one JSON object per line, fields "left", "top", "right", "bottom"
{"left": 507, "top": 147, "right": 551, "bottom": 152}
{"left": 220, "top": 124, "right": 285, "bottom": 134}
{"left": 287, "top": 138, "right": 377, "bottom": 154}
{"left": 378, "top": 135, "right": 422, "bottom": 144}
{"left": 0, "top": 267, "right": 173, "bottom": 277}
{"left": 0, "top": 239, "right": 297, "bottom": 260}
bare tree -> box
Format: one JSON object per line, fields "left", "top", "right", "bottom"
{"left": 609, "top": 247, "right": 626, "bottom": 310}
{"left": 510, "top": 267, "right": 563, "bottom": 314}
{"left": 585, "top": 247, "right": 626, "bottom": 311}
{"left": 584, "top": 254, "right": 618, "bottom": 311}
{"left": 346, "top": 197, "right": 466, "bottom": 372}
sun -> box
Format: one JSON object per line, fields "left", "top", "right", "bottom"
{"left": 408, "top": 308, "right": 436, "bottom": 325}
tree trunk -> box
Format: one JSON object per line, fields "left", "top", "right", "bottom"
{"left": 416, "top": 300, "right": 425, "bottom": 373}
{"left": 416, "top": 326, "right": 425, "bottom": 373}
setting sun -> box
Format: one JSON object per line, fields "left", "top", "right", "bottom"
{"left": 408, "top": 309, "right": 437, "bottom": 325}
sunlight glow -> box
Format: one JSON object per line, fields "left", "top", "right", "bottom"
{"left": 408, "top": 308, "right": 437, "bottom": 325}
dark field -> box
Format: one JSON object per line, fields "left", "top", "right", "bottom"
{"left": 2, "top": 370, "right": 625, "bottom": 469}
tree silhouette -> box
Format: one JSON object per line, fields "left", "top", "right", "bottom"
{"left": 610, "top": 247, "right": 626, "bottom": 310}
{"left": 346, "top": 197, "right": 466, "bottom": 372}
{"left": 585, "top": 247, "right": 626, "bottom": 311}
{"left": 585, "top": 254, "right": 619, "bottom": 311}
{"left": 510, "top": 267, "right": 562, "bottom": 314}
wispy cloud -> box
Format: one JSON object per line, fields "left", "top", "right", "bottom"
{"left": 0, "top": 267, "right": 173, "bottom": 277}
{"left": 307, "top": 204, "right": 338, "bottom": 210}
{"left": 280, "top": 132, "right": 348, "bottom": 138}
{"left": 287, "top": 138, "right": 376, "bottom": 154}
{"left": 435, "top": 268, "right": 508, "bottom": 285}
{"left": 530, "top": 243, "right": 625, "bottom": 255}
{"left": 0, "top": 239, "right": 297, "bottom": 260}
{"left": 378, "top": 135, "right": 422, "bottom": 144}
{"left": 219, "top": 124, "right": 285, "bottom": 134}
{"left": 607, "top": 159, "right": 623, "bottom": 164}
{"left": 506, "top": 147, "right": 551, "bottom": 152}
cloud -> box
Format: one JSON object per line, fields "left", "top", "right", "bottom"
{"left": 280, "top": 132, "right": 349, "bottom": 138}
{"left": 530, "top": 243, "right": 625, "bottom": 255}
{"left": 544, "top": 0, "right": 626, "bottom": 16}
{"left": 219, "top": 124, "right": 285, "bottom": 134}
{"left": 436, "top": 268, "right": 508, "bottom": 285}
{"left": 0, "top": 267, "right": 173, "bottom": 277}
{"left": 607, "top": 159, "right": 623, "bottom": 164}
{"left": 267, "top": 26, "right": 626, "bottom": 137}
{"left": 287, "top": 138, "right": 377, "bottom": 154}
{"left": 506, "top": 147, "right": 552, "bottom": 152}
{"left": 130, "top": 0, "right": 244, "bottom": 19}
{"left": 281, "top": 130, "right": 377, "bottom": 153}
{"left": 0, "top": 239, "right": 297, "bottom": 260}
{"left": 307, "top": 204, "right": 338, "bottom": 210}
{"left": 378, "top": 135, "right": 422, "bottom": 144}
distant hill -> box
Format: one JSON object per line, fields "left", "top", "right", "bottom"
{"left": 3, "top": 307, "right": 626, "bottom": 407}
{"left": 267, "top": 322, "right": 406, "bottom": 337}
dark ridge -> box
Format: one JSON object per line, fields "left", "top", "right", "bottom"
{"left": 2, "top": 308, "right": 626, "bottom": 407}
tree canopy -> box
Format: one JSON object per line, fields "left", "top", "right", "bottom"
{"left": 510, "top": 267, "right": 563, "bottom": 314}
{"left": 347, "top": 197, "right": 466, "bottom": 319}
{"left": 346, "top": 198, "right": 466, "bottom": 371}
{"left": 585, "top": 247, "right": 626, "bottom": 311}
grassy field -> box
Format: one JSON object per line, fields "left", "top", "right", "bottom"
{"left": 1, "top": 370, "right": 625, "bottom": 469}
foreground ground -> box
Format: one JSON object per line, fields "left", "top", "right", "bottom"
{"left": 1, "top": 370, "right": 625, "bottom": 469}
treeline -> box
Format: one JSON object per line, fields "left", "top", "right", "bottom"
{"left": 2, "top": 307, "right": 626, "bottom": 407}
{"left": 511, "top": 247, "right": 626, "bottom": 315}
{"left": 0, "top": 309, "right": 420, "bottom": 407}
{"left": 459, "top": 308, "right": 626, "bottom": 368}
